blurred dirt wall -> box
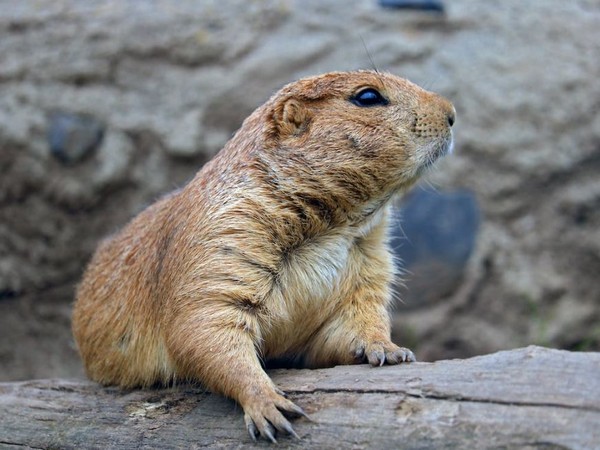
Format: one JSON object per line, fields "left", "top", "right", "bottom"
{"left": 1, "top": 0, "right": 599, "bottom": 380}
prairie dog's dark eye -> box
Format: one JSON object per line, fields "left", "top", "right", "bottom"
{"left": 350, "top": 88, "right": 389, "bottom": 107}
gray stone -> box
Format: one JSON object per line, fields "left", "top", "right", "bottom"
{"left": 47, "top": 112, "right": 104, "bottom": 164}
{"left": 379, "top": 0, "right": 445, "bottom": 13}
{"left": 392, "top": 187, "right": 480, "bottom": 308}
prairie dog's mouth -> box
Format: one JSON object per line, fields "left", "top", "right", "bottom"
{"left": 446, "top": 132, "right": 455, "bottom": 155}
{"left": 420, "top": 132, "right": 453, "bottom": 169}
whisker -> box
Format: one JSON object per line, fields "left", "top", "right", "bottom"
{"left": 359, "top": 34, "right": 379, "bottom": 73}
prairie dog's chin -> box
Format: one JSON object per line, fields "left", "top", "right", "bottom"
{"left": 446, "top": 132, "right": 455, "bottom": 155}
{"left": 435, "top": 132, "right": 454, "bottom": 159}
{"left": 407, "top": 138, "right": 451, "bottom": 182}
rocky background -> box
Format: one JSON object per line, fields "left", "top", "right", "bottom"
{"left": 1, "top": 0, "right": 599, "bottom": 381}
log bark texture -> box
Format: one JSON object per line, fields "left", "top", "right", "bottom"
{"left": 0, "top": 346, "right": 598, "bottom": 449}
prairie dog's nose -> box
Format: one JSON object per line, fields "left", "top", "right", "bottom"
{"left": 439, "top": 96, "right": 456, "bottom": 128}
{"left": 447, "top": 106, "right": 456, "bottom": 127}
{"left": 413, "top": 92, "right": 456, "bottom": 139}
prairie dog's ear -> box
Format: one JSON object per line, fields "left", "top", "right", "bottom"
{"left": 273, "top": 98, "right": 312, "bottom": 137}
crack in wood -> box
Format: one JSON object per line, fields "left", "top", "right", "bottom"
{"left": 0, "top": 441, "right": 45, "bottom": 449}
{"left": 283, "top": 388, "right": 600, "bottom": 413}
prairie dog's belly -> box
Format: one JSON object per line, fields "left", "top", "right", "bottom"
{"left": 261, "top": 230, "right": 358, "bottom": 356}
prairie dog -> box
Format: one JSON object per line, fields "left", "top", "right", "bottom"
{"left": 72, "top": 70, "right": 455, "bottom": 442}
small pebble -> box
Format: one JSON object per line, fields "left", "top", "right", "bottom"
{"left": 47, "top": 112, "right": 105, "bottom": 164}
{"left": 378, "top": 0, "right": 445, "bottom": 13}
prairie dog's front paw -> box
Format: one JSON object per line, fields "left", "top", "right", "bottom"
{"left": 354, "top": 341, "right": 416, "bottom": 366}
{"left": 242, "top": 386, "right": 309, "bottom": 443}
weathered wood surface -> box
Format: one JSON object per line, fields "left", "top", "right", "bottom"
{"left": 0, "top": 346, "right": 598, "bottom": 449}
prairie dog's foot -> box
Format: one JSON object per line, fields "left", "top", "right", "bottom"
{"left": 354, "top": 341, "right": 416, "bottom": 366}
{"left": 242, "top": 385, "right": 309, "bottom": 443}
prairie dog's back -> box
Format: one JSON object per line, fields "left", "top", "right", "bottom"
{"left": 73, "top": 195, "right": 180, "bottom": 387}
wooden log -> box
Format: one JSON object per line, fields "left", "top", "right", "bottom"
{"left": 0, "top": 346, "right": 598, "bottom": 449}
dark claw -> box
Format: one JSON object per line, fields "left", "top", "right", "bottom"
{"left": 387, "top": 352, "right": 399, "bottom": 365}
{"left": 247, "top": 421, "right": 258, "bottom": 442}
{"left": 405, "top": 350, "right": 416, "bottom": 362}
{"left": 263, "top": 423, "right": 278, "bottom": 444}
{"left": 275, "top": 386, "right": 287, "bottom": 397}
{"left": 288, "top": 403, "right": 312, "bottom": 421}
{"left": 369, "top": 350, "right": 385, "bottom": 366}
{"left": 281, "top": 420, "right": 300, "bottom": 439}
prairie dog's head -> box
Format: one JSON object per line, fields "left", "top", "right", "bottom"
{"left": 264, "top": 71, "right": 455, "bottom": 197}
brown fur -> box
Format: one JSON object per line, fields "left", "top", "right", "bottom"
{"left": 72, "top": 70, "right": 455, "bottom": 442}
